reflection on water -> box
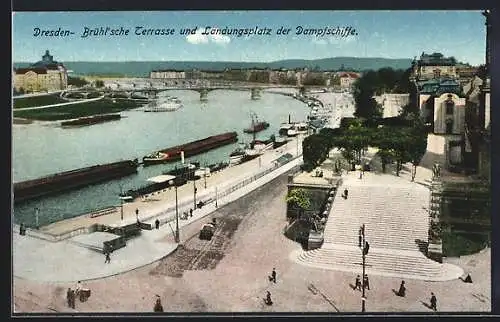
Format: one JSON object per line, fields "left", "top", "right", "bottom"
{"left": 13, "top": 90, "right": 307, "bottom": 226}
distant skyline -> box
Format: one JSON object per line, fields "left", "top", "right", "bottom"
{"left": 13, "top": 11, "right": 486, "bottom": 65}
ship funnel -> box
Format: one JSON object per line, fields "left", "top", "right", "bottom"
{"left": 181, "top": 151, "right": 185, "bottom": 164}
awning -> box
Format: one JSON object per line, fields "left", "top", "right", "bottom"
{"left": 147, "top": 174, "right": 176, "bottom": 184}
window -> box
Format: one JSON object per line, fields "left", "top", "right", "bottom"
{"left": 446, "top": 101, "right": 454, "bottom": 115}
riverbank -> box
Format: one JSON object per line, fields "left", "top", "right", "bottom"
{"left": 36, "top": 136, "right": 303, "bottom": 236}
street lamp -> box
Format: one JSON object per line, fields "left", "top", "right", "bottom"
{"left": 359, "top": 223, "right": 369, "bottom": 312}
{"left": 34, "top": 207, "right": 40, "bottom": 229}
{"left": 119, "top": 184, "right": 124, "bottom": 220}
{"left": 135, "top": 208, "right": 139, "bottom": 223}
{"left": 193, "top": 178, "right": 197, "bottom": 209}
{"left": 169, "top": 179, "right": 180, "bottom": 243}
{"left": 215, "top": 186, "right": 218, "bottom": 208}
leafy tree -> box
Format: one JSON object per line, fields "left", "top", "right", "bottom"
{"left": 302, "top": 134, "right": 330, "bottom": 171}
{"left": 286, "top": 188, "right": 311, "bottom": 221}
{"left": 67, "top": 76, "right": 89, "bottom": 87}
{"left": 94, "top": 79, "right": 105, "bottom": 88}
{"left": 406, "top": 117, "right": 428, "bottom": 181}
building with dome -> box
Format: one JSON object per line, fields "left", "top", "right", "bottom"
{"left": 13, "top": 50, "right": 68, "bottom": 93}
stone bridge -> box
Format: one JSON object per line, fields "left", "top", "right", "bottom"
{"left": 105, "top": 79, "right": 299, "bottom": 101}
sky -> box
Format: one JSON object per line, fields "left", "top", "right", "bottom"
{"left": 12, "top": 11, "right": 486, "bottom": 65}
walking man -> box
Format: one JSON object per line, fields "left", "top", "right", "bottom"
{"left": 155, "top": 219, "right": 160, "bottom": 230}
{"left": 69, "top": 288, "right": 75, "bottom": 309}
{"left": 343, "top": 188, "right": 349, "bottom": 199}
{"left": 105, "top": 251, "right": 111, "bottom": 264}
{"left": 190, "top": 208, "right": 193, "bottom": 217}
{"left": 154, "top": 295, "right": 164, "bottom": 312}
{"left": 354, "top": 275, "right": 361, "bottom": 290}
{"left": 264, "top": 291, "right": 273, "bottom": 306}
{"left": 66, "top": 288, "right": 72, "bottom": 308}
{"left": 363, "top": 274, "right": 370, "bottom": 290}
{"left": 430, "top": 292, "right": 437, "bottom": 311}
{"left": 397, "top": 280, "right": 406, "bottom": 297}
{"left": 269, "top": 268, "right": 277, "bottom": 283}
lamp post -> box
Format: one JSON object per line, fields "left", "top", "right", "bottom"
{"left": 204, "top": 168, "right": 207, "bottom": 189}
{"left": 119, "top": 184, "right": 124, "bottom": 221}
{"left": 359, "top": 223, "right": 369, "bottom": 313}
{"left": 169, "top": 179, "right": 180, "bottom": 243}
{"left": 135, "top": 208, "right": 139, "bottom": 223}
{"left": 215, "top": 186, "right": 218, "bottom": 208}
{"left": 34, "top": 207, "right": 40, "bottom": 229}
{"left": 193, "top": 179, "right": 197, "bottom": 209}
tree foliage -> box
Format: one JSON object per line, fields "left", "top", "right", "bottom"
{"left": 68, "top": 76, "right": 89, "bottom": 87}
{"left": 286, "top": 188, "right": 311, "bottom": 209}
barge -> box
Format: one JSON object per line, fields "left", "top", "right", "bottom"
{"left": 143, "top": 131, "right": 238, "bottom": 166}
{"left": 14, "top": 159, "right": 139, "bottom": 203}
{"left": 61, "top": 114, "right": 121, "bottom": 127}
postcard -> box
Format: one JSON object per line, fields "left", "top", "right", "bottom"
{"left": 12, "top": 10, "right": 492, "bottom": 314}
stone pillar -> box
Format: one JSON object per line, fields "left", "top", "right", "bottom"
{"left": 251, "top": 88, "right": 261, "bottom": 100}
{"left": 200, "top": 89, "right": 208, "bottom": 102}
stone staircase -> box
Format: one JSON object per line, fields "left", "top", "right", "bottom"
{"left": 291, "top": 173, "right": 464, "bottom": 281}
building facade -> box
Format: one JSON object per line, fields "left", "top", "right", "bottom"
{"left": 13, "top": 50, "right": 68, "bottom": 93}
{"left": 413, "top": 52, "right": 457, "bottom": 81}
{"left": 338, "top": 72, "right": 360, "bottom": 90}
{"left": 150, "top": 70, "right": 186, "bottom": 79}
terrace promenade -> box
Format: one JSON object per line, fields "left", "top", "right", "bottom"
{"left": 13, "top": 136, "right": 304, "bottom": 282}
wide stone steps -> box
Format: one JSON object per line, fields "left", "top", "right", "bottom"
{"left": 291, "top": 244, "right": 463, "bottom": 281}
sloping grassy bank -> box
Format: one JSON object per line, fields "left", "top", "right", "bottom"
{"left": 13, "top": 98, "right": 146, "bottom": 121}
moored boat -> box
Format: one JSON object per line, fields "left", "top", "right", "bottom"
{"left": 243, "top": 113, "right": 269, "bottom": 134}
{"left": 14, "top": 159, "right": 139, "bottom": 203}
{"left": 61, "top": 114, "right": 121, "bottom": 127}
{"left": 143, "top": 132, "right": 238, "bottom": 165}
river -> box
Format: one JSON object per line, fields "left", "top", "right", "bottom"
{"left": 12, "top": 89, "right": 308, "bottom": 226}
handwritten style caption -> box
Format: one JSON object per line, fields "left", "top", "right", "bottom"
{"left": 32, "top": 26, "right": 358, "bottom": 38}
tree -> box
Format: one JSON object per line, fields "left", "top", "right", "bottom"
{"left": 94, "top": 79, "right": 105, "bottom": 88}
{"left": 67, "top": 76, "right": 89, "bottom": 87}
{"left": 406, "top": 117, "right": 428, "bottom": 181}
{"left": 302, "top": 134, "right": 330, "bottom": 171}
{"left": 285, "top": 188, "right": 311, "bottom": 221}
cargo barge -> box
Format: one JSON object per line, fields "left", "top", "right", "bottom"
{"left": 61, "top": 114, "right": 121, "bottom": 127}
{"left": 120, "top": 161, "right": 230, "bottom": 200}
{"left": 14, "top": 159, "right": 139, "bottom": 203}
{"left": 142, "top": 131, "right": 238, "bottom": 166}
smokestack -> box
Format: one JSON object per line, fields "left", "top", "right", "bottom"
{"left": 181, "top": 151, "right": 185, "bottom": 164}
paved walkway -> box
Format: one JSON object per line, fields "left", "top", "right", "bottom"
{"left": 13, "top": 146, "right": 304, "bottom": 282}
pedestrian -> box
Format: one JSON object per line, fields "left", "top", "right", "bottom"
{"left": 264, "top": 291, "right": 273, "bottom": 306}
{"left": 363, "top": 274, "right": 370, "bottom": 290}
{"left": 397, "top": 280, "right": 406, "bottom": 297}
{"left": 105, "top": 251, "right": 111, "bottom": 264}
{"left": 155, "top": 219, "right": 160, "bottom": 230}
{"left": 69, "top": 288, "right": 75, "bottom": 309}
{"left": 19, "top": 223, "right": 25, "bottom": 236}
{"left": 343, "top": 189, "right": 349, "bottom": 199}
{"left": 190, "top": 208, "right": 193, "bottom": 217}
{"left": 464, "top": 273, "right": 473, "bottom": 283}
{"left": 269, "top": 268, "right": 277, "bottom": 283}
{"left": 355, "top": 275, "right": 361, "bottom": 290}
{"left": 154, "top": 295, "right": 164, "bottom": 312}
{"left": 75, "top": 281, "right": 82, "bottom": 297}
{"left": 66, "top": 288, "right": 72, "bottom": 308}
{"left": 430, "top": 292, "right": 437, "bottom": 311}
